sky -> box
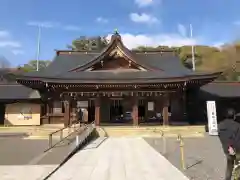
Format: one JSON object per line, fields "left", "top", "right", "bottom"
{"left": 0, "top": 0, "right": 240, "bottom": 67}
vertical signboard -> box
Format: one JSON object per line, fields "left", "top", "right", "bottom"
{"left": 206, "top": 101, "right": 218, "bottom": 135}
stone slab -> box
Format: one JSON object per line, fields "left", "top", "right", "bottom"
{"left": 49, "top": 137, "right": 189, "bottom": 180}
{"left": 0, "top": 165, "right": 57, "bottom": 180}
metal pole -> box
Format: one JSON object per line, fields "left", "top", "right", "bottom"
{"left": 60, "top": 130, "right": 63, "bottom": 141}
{"left": 162, "top": 132, "right": 166, "bottom": 155}
{"left": 76, "top": 135, "right": 79, "bottom": 147}
{"left": 48, "top": 134, "right": 52, "bottom": 149}
{"left": 36, "top": 25, "right": 41, "bottom": 71}
{"left": 178, "top": 135, "right": 186, "bottom": 170}
{"left": 190, "top": 24, "right": 196, "bottom": 71}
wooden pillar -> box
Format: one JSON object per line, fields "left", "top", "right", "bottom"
{"left": 182, "top": 90, "right": 187, "bottom": 121}
{"left": 95, "top": 98, "right": 100, "bottom": 126}
{"left": 155, "top": 97, "right": 163, "bottom": 124}
{"left": 46, "top": 102, "right": 50, "bottom": 124}
{"left": 162, "top": 94, "right": 169, "bottom": 126}
{"left": 71, "top": 100, "right": 77, "bottom": 125}
{"left": 64, "top": 100, "right": 70, "bottom": 127}
{"left": 132, "top": 98, "right": 139, "bottom": 126}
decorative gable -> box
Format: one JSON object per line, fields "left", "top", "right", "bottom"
{"left": 70, "top": 30, "right": 153, "bottom": 72}
{"left": 85, "top": 46, "right": 146, "bottom": 72}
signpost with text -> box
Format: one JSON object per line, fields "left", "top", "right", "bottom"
{"left": 207, "top": 101, "right": 218, "bottom": 136}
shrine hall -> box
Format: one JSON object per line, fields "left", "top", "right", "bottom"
{"left": 7, "top": 31, "right": 221, "bottom": 127}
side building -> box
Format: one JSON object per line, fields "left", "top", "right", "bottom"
{"left": 0, "top": 69, "right": 41, "bottom": 126}
{"left": 199, "top": 82, "right": 240, "bottom": 122}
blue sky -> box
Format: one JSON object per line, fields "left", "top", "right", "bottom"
{"left": 0, "top": 0, "right": 240, "bottom": 66}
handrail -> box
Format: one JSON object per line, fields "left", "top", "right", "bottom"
{"left": 46, "top": 120, "right": 95, "bottom": 151}
{"left": 75, "top": 121, "right": 96, "bottom": 147}
{"left": 47, "top": 120, "right": 81, "bottom": 151}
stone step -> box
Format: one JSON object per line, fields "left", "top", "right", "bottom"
{"left": 96, "top": 127, "right": 107, "bottom": 137}
{"left": 101, "top": 126, "right": 205, "bottom": 132}
{"left": 99, "top": 126, "right": 205, "bottom": 138}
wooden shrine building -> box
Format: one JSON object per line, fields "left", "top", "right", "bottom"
{"left": 10, "top": 31, "right": 221, "bottom": 127}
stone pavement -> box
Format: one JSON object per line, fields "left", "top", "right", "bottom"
{"left": 49, "top": 137, "right": 189, "bottom": 180}
{"left": 145, "top": 135, "right": 226, "bottom": 180}
{"left": 0, "top": 165, "right": 57, "bottom": 180}
{"left": 0, "top": 125, "right": 95, "bottom": 180}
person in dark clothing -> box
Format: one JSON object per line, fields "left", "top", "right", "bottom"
{"left": 218, "top": 108, "right": 240, "bottom": 180}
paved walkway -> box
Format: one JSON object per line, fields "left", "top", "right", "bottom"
{"left": 0, "top": 165, "right": 57, "bottom": 180}
{"left": 49, "top": 137, "right": 189, "bottom": 180}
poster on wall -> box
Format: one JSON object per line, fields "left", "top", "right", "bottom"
{"left": 206, "top": 101, "right": 218, "bottom": 136}
{"left": 18, "top": 107, "right": 32, "bottom": 120}
{"left": 148, "top": 102, "right": 154, "bottom": 111}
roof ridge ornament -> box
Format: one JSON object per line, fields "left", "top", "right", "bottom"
{"left": 114, "top": 28, "right": 119, "bottom": 35}
{"left": 111, "top": 28, "right": 121, "bottom": 42}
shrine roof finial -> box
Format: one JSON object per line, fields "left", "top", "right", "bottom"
{"left": 114, "top": 28, "right": 119, "bottom": 34}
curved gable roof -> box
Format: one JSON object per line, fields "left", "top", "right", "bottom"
{"left": 69, "top": 32, "right": 153, "bottom": 72}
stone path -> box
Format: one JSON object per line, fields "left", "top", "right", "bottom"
{"left": 49, "top": 137, "right": 189, "bottom": 180}
{"left": 0, "top": 165, "right": 57, "bottom": 180}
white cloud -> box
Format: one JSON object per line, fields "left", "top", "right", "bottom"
{"left": 0, "top": 29, "right": 21, "bottom": 48}
{"left": 0, "top": 41, "right": 21, "bottom": 48}
{"left": 135, "top": 0, "right": 154, "bottom": 7}
{"left": 212, "top": 42, "right": 225, "bottom": 49}
{"left": 0, "top": 30, "right": 10, "bottom": 38}
{"left": 96, "top": 17, "right": 108, "bottom": 23}
{"left": 27, "top": 21, "right": 60, "bottom": 28}
{"left": 63, "top": 25, "right": 81, "bottom": 31}
{"left": 177, "top": 24, "right": 187, "bottom": 37}
{"left": 107, "top": 33, "right": 199, "bottom": 49}
{"left": 11, "top": 49, "right": 24, "bottom": 55}
{"left": 130, "top": 13, "right": 159, "bottom": 24}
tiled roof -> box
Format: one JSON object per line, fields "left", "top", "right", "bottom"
{"left": 201, "top": 82, "right": 240, "bottom": 98}
{"left": 0, "top": 68, "right": 40, "bottom": 100}
{"left": 0, "top": 84, "right": 40, "bottom": 100}
{"left": 13, "top": 32, "right": 221, "bottom": 84}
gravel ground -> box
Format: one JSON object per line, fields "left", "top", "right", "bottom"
{"left": 144, "top": 134, "right": 226, "bottom": 180}
{"left": 0, "top": 137, "right": 58, "bottom": 165}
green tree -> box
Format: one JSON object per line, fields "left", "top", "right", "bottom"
{"left": 133, "top": 44, "right": 240, "bottom": 81}
{"left": 19, "top": 60, "right": 51, "bottom": 72}
{"left": 67, "top": 36, "right": 108, "bottom": 51}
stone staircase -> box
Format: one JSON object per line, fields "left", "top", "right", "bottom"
{"left": 97, "top": 126, "right": 206, "bottom": 138}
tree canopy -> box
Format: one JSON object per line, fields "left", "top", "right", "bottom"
{"left": 134, "top": 43, "right": 240, "bottom": 81}
{"left": 19, "top": 60, "right": 51, "bottom": 72}
{"left": 67, "top": 36, "right": 108, "bottom": 51}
